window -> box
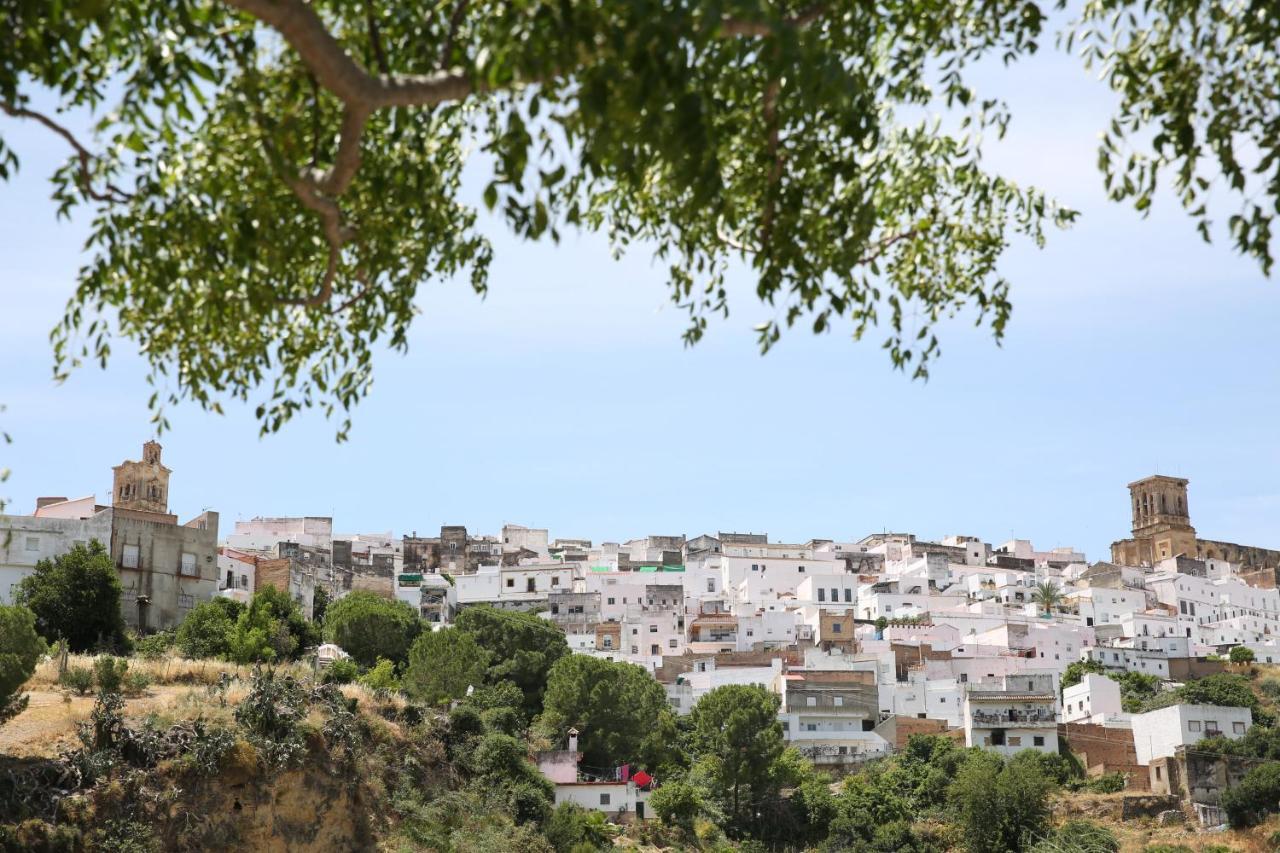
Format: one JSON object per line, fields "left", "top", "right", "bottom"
{"left": 603, "top": 637, "right": 613, "bottom": 649}
{"left": 631, "top": 628, "right": 638, "bottom": 635}
{"left": 649, "top": 625, "right": 658, "bottom": 633}
{"left": 830, "top": 588, "right": 838, "bottom": 602}
{"left": 706, "top": 579, "right": 715, "bottom": 592}
{"left": 1233, "top": 721, "right": 1246, "bottom": 734}
{"left": 526, "top": 578, "right": 536, "bottom": 592}
{"left": 1205, "top": 720, "right": 1220, "bottom": 734}
{"left": 751, "top": 564, "right": 759, "bottom": 571}
{"left": 805, "top": 723, "right": 818, "bottom": 731}
{"left": 1155, "top": 766, "right": 1162, "bottom": 780}
{"left": 650, "top": 644, "right": 659, "bottom": 655}
{"left": 551, "top": 577, "right": 560, "bottom": 587}
{"left": 1033, "top": 736, "right": 1045, "bottom": 747}
{"left": 668, "top": 638, "right": 677, "bottom": 649}
{"left": 1008, "top": 736, "right": 1022, "bottom": 747}
{"left": 844, "top": 588, "right": 852, "bottom": 602}
{"left": 1188, "top": 721, "right": 1202, "bottom": 732}
{"left": 798, "top": 565, "right": 805, "bottom": 573}
{"left": 506, "top": 578, "right": 514, "bottom": 588}
{"left": 631, "top": 646, "right": 638, "bottom": 654}
{"left": 122, "top": 544, "right": 140, "bottom": 569}
{"left": 180, "top": 552, "right": 196, "bottom": 575}
{"left": 24, "top": 536, "right": 39, "bottom": 552}
{"left": 607, "top": 597, "right": 615, "bottom": 605}
{"left": 831, "top": 623, "right": 842, "bottom": 633}
{"left": 806, "top": 696, "right": 816, "bottom": 707}
{"left": 833, "top": 696, "right": 843, "bottom": 707}
{"left": 817, "top": 588, "right": 825, "bottom": 602}
{"left": 746, "top": 629, "right": 754, "bottom": 637}
{"left": 177, "top": 593, "right": 194, "bottom": 609}
{"left": 600, "top": 794, "right": 611, "bottom": 806}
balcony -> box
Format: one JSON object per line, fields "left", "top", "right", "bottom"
{"left": 970, "top": 708, "right": 1055, "bottom": 727}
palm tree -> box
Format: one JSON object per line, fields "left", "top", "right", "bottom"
{"left": 1031, "top": 581, "right": 1063, "bottom": 612}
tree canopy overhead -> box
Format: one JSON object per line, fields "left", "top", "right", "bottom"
{"left": 1, "top": 1, "right": 1276, "bottom": 437}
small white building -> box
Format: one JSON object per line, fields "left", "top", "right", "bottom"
{"left": 554, "top": 782, "right": 653, "bottom": 821}
{"left": 962, "top": 674, "right": 1059, "bottom": 756}
{"left": 1130, "top": 703, "right": 1252, "bottom": 765}
{"left": 1062, "top": 674, "right": 1124, "bottom": 724}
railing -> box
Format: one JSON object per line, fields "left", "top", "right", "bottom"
{"left": 970, "top": 709, "right": 1055, "bottom": 726}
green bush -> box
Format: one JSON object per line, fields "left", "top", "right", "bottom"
{"left": 359, "top": 657, "right": 399, "bottom": 692}
{"left": 1029, "top": 819, "right": 1119, "bottom": 853}
{"left": 1221, "top": 762, "right": 1280, "bottom": 828}
{"left": 122, "top": 670, "right": 152, "bottom": 696}
{"left": 176, "top": 599, "right": 242, "bottom": 659}
{"left": 649, "top": 780, "right": 705, "bottom": 830}
{"left": 1229, "top": 646, "right": 1255, "bottom": 664}
{"left": 226, "top": 587, "right": 318, "bottom": 664}
{"left": 1259, "top": 677, "right": 1280, "bottom": 701}
{"left": 92, "top": 656, "right": 128, "bottom": 693}
{"left": 134, "top": 631, "right": 174, "bottom": 661}
{"left": 322, "top": 658, "right": 359, "bottom": 684}
{"left": 0, "top": 604, "right": 45, "bottom": 723}
{"left": 59, "top": 666, "right": 95, "bottom": 696}
{"left": 544, "top": 802, "right": 613, "bottom": 851}
{"left": 1085, "top": 772, "right": 1127, "bottom": 794}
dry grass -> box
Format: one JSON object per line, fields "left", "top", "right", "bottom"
{"left": 27, "top": 652, "right": 313, "bottom": 689}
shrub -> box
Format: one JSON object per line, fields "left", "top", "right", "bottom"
{"left": 1086, "top": 772, "right": 1127, "bottom": 794}
{"left": 60, "top": 666, "right": 95, "bottom": 696}
{"left": 649, "top": 779, "right": 704, "bottom": 830}
{"left": 122, "top": 670, "right": 153, "bottom": 696}
{"left": 360, "top": 657, "right": 400, "bottom": 692}
{"left": 0, "top": 604, "right": 45, "bottom": 724}
{"left": 134, "top": 631, "right": 174, "bottom": 661}
{"left": 93, "top": 656, "right": 128, "bottom": 693}
{"left": 322, "top": 658, "right": 359, "bottom": 685}
{"left": 1229, "top": 646, "right": 1255, "bottom": 664}
{"left": 544, "top": 802, "right": 613, "bottom": 851}
{"left": 322, "top": 591, "right": 422, "bottom": 668}
{"left": 1029, "top": 819, "right": 1119, "bottom": 853}
{"left": 226, "top": 587, "right": 317, "bottom": 664}
{"left": 951, "top": 752, "right": 1053, "bottom": 852}
{"left": 1221, "top": 761, "right": 1280, "bottom": 828}
{"left": 176, "top": 599, "right": 242, "bottom": 659}
{"left": 1259, "top": 678, "right": 1280, "bottom": 701}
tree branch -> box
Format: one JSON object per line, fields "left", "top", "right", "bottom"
{"left": 1, "top": 102, "right": 132, "bottom": 204}
{"left": 223, "top": 0, "right": 472, "bottom": 109}
{"left": 439, "top": 0, "right": 469, "bottom": 70}
{"left": 721, "top": 4, "right": 826, "bottom": 38}
{"left": 858, "top": 229, "right": 918, "bottom": 265}
{"left": 759, "top": 79, "right": 783, "bottom": 251}
{"left": 363, "top": 0, "right": 390, "bottom": 76}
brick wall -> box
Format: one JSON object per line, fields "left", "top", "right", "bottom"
{"left": 1060, "top": 722, "right": 1149, "bottom": 790}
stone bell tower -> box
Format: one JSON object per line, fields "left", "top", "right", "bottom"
{"left": 112, "top": 440, "right": 172, "bottom": 515}
{"left": 1111, "top": 475, "right": 1197, "bottom": 565}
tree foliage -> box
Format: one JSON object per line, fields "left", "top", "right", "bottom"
{"left": 322, "top": 590, "right": 421, "bottom": 668}
{"left": 454, "top": 606, "right": 568, "bottom": 714}
{"left": 0, "top": 604, "right": 45, "bottom": 725}
{"left": 950, "top": 750, "right": 1054, "bottom": 852}
{"left": 15, "top": 540, "right": 127, "bottom": 652}
{"left": 687, "top": 684, "right": 798, "bottom": 838}
{"left": 537, "top": 654, "right": 673, "bottom": 769}
{"left": 226, "top": 586, "right": 317, "bottom": 664}
{"left": 1229, "top": 646, "right": 1255, "bottom": 664}
{"left": 1221, "top": 762, "right": 1280, "bottom": 829}
{"left": 34, "top": 0, "right": 1280, "bottom": 441}
{"left": 176, "top": 597, "right": 244, "bottom": 659}
{"left": 404, "top": 626, "right": 489, "bottom": 706}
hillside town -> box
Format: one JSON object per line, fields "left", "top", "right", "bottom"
{"left": 3, "top": 441, "right": 1280, "bottom": 834}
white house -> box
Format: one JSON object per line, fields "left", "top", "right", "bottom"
{"left": 1062, "top": 674, "right": 1125, "bottom": 724}
{"left": 1130, "top": 704, "right": 1253, "bottom": 765}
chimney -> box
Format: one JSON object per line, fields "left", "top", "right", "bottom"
{"left": 567, "top": 727, "right": 579, "bottom": 754}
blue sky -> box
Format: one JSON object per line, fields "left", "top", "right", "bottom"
{"left": 1, "top": 42, "right": 1276, "bottom": 562}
